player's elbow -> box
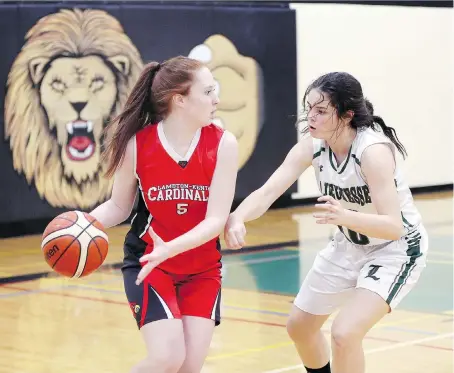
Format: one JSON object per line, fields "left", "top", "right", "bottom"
{"left": 258, "top": 187, "right": 276, "bottom": 212}
{"left": 110, "top": 198, "right": 133, "bottom": 222}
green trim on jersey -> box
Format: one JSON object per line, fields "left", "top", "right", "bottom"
{"left": 352, "top": 154, "right": 361, "bottom": 166}
{"left": 329, "top": 146, "right": 352, "bottom": 174}
{"left": 313, "top": 147, "right": 325, "bottom": 159}
{"left": 401, "top": 212, "right": 413, "bottom": 230}
{"left": 386, "top": 230, "right": 422, "bottom": 304}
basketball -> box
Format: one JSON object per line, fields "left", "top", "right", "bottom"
{"left": 41, "top": 211, "right": 109, "bottom": 278}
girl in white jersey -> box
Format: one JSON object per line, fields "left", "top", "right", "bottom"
{"left": 224, "top": 72, "right": 427, "bottom": 373}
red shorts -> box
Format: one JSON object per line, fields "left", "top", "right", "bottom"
{"left": 123, "top": 266, "right": 222, "bottom": 329}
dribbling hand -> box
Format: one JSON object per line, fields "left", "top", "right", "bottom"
{"left": 313, "top": 195, "right": 346, "bottom": 225}
{"left": 224, "top": 214, "right": 246, "bottom": 250}
{"left": 136, "top": 227, "right": 170, "bottom": 285}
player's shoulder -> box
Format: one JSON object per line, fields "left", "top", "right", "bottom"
{"left": 294, "top": 134, "right": 317, "bottom": 160}
{"left": 219, "top": 130, "right": 238, "bottom": 153}
{"left": 203, "top": 123, "right": 225, "bottom": 138}
{"left": 354, "top": 127, "right": 393, "bottom": 158}
{"left": 204, "top": 124, "right": 237, "bottom": 147}
{"left": 356, "top": 126, "right": 389, "bottom": 145}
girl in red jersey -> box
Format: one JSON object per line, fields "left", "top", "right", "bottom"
{"left": 89, "top": 56, "right": 238, "bottom": 373}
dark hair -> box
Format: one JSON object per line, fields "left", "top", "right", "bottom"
{"left": 298, "top": 72, "right": 407, "bottom": 158}
{"left": 102, "top": 55, "right": 204, "bottom": 177}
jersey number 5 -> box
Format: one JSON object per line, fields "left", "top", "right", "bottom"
{"left": 176, "top": 203, "right": 188, "bottom": 215}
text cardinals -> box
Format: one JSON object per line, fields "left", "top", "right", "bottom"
{"left": 147, "top": 183, "right": 209, "bottom": 202}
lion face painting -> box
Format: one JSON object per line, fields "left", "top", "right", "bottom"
{"left": 4, "top": 8, "right": 143, "bottom": 209}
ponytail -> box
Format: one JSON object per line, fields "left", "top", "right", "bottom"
{"left": 365, "top": 99, "right": 407, "bottom": 159}
{"left": 102, "top": 62, "right": 161, "bottom": 178}
{"left": 102, "top": 56, "right": 204, "bottom": 178}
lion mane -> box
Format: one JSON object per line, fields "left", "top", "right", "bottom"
{"left": 4, "top": 8, "right": 143, "bottom": 209}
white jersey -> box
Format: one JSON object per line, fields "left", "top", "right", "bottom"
{"left": 312, "top": 127, "right": 422, "bottom": 246}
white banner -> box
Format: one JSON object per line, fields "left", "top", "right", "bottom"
{"left": 290, "top": 3, "right": 453, "bottom": 199}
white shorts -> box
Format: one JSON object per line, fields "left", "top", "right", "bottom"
{"left": 294, "top": 224, "right": 428, "bottom": 315}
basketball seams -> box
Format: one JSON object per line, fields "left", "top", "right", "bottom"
{"left": 83, "top": 225, "right": 108, "bottom": 241}
{"left": 78, "top": 224, "right": 107, "bottom": 275}
{"left": 52, "top": 220, "right": 95, "bottom": 271}
{"left": 91, "top": 238, "right": 104, "bottom": 264}
{"left": 71, "top": 220, "right": 96, "bottom": 277}
{"left": 42, "top": 211, "right": 108, "bottom": 278}
{"left": 42, "top": 235, "right": 77, "bottom": 267}
{"left": 80, "top": 238, "right": 104, "bottom": 277}
{"left": 73, "top": 240, "right": 82, "bottom": 278}
{"left": 42, "top": 217, "right": 77, "bottom": 238}
{"left": 72, "top": 212, "right": 107, "bottom": 278}
{"left": 78, "top": 222, "right": 108, "bottom": 274}
{"left": 57, "top": 216, "right": 77, "bottom": 224}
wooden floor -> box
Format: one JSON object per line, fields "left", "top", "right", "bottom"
{"left": 0, "top": 191, "right": 452, "bottom": 373}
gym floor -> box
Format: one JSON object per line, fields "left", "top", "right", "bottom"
{"left": 0, "top": 191, "right": 452, "bottom": 373}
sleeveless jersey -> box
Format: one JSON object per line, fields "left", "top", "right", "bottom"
{"left": 312, "top": 127, "right": 422, "bottom": 246}
{"left": 128, "top": 121, "right": 225, "bottom": 274}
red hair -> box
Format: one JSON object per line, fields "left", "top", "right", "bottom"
{"left": 102, "top": 55, "right": 203, "bottom": 177}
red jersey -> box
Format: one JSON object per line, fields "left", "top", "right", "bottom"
{"left": 132, "top": 121, "right": 225, "bottom": 274}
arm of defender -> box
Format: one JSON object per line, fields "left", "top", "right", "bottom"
{"left": 340, "top": 143, "right": 404, "bottom": 240}
{"left": 165, "top": 131, "right": 239, "bottom": 257}
{"left": 232, "top": 136, "right": 314, "bottom": 223}
{"left": 89, "top": 138, "right": 138, "bottom": 229}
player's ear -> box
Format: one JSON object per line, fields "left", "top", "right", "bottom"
{"left": 343, "top": 110, "right": 354, "bottom": 123}
{"left": 172, "top": 93, "right": 185, "bottom": 108}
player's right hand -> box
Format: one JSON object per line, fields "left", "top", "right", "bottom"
{"left": 224, "top": 214, "right": 247, "bottom": 250}
{"left": 136, "top": 227, "right": 170, "bottom": 285}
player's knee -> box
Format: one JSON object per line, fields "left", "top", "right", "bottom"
{"left": 286, "top": 314, "right": 301, "bottom": 341}
{"left": 144, "top": 354, "right": 185, "bottom": 373}
{"left": 330, "top": 320, "right": 362, "bottom": 349}
{"left": 158, "top": 345, "right": 186, "bottom": 373}
{"left": 131, "top": 344, "right": 185, "bottom": 373}
{"left": 177, "top": 359, "right": 203, "bottom": 373}
{"left": 286, "top": 309, "right": 322, "bottom": 342}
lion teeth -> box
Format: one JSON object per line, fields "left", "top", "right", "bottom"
{"left": 69, "top": 144, "right": 94, "bottom": 159}
{"left": 66, "top": 121, "right": 93, "bottom": 134}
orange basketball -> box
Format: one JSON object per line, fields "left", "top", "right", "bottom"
{"left": 41, "top": 211, "right": 108, "bottom": 278}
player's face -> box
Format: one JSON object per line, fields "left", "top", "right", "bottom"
{"left": 305, "top": 89, "right": 342, "bottom": 139}
{"left": 185, "top": 66, "right": 220, "bottom": 126}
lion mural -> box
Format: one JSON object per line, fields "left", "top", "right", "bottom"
{"left": 4, "top": 8, "right": 144, "bottom": 209}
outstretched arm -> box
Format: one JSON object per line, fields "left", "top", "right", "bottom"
{"left": 232, "top": 136, "right": 313, "bottom": 223}
{"left": 89, "top": 138, "right": 137, "bottom": 229}
{"left": 224, "top": 136, "right": 313, "bottom": 249}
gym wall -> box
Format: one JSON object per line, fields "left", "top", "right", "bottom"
{"left": 0, "top": 1, "right": 451, "bottom": 232}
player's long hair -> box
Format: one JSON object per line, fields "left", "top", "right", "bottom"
{"left": 102, "top": 56, "right": 203, "bottom": 178}
{"left": 297, "top": 72, "right": 407, "bottom": 159}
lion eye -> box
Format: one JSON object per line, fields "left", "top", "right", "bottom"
{"left": 90, "top": 76, "right": 105, "bottom": 93}
{"left": 50, "top": 77, "right": 67, "bottom": 93}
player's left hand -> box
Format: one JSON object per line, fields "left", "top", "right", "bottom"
{"left": 313, "top": 195, "right": 346, "bottom": 225}
{"left": 136, "top": 227, "right": 170, "bottom": 285}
